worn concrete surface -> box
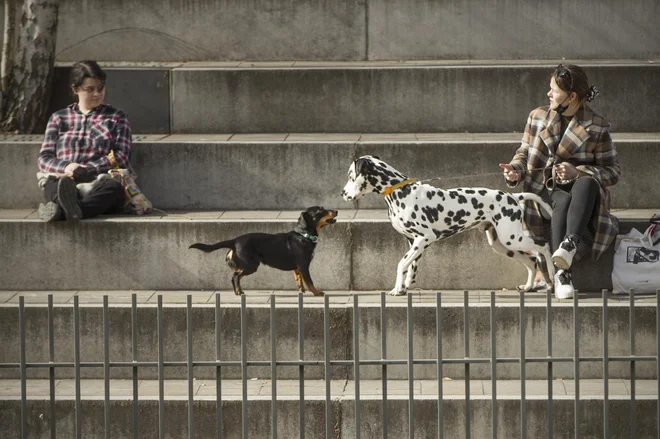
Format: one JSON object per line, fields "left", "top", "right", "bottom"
{"left": 0, "top": 395, "right": 656, "bottom": 438}
{"left": 0, "top": 212, "right": 654, "bottom": 292}
{"left": 2, "top": 1, "right": 658, "bottom": 61}
{"left": 2, "top": 134, "right": 658, "bottom": 210}
{"left": 171, "top": 63, "right": 660, "bottom": 133}
{"left": 1, "top": 291, "right": 657, "bottom": 380}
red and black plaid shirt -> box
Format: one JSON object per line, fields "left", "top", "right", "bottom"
{"left": 38, "top": 102, "right": 132, "bottom": 174}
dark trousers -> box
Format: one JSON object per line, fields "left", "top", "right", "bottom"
{"left": 43, "top": 177, "right": 127, "bottom": 219}
{"left": 541, "top": 177, "right": 600, "bottom": 252}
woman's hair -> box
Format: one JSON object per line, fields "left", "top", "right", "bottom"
{"left": 69, "top": 60, "right": 107, "bottom": 88}
{"left": 552, "top": 64, "right": 599, "bottom": 103}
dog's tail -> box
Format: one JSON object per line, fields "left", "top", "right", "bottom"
{"left": 189, "top": 240, "right": 235, "bottom": 253}
{"left": 518, "top": 193, "right": 552, "bottom": 219}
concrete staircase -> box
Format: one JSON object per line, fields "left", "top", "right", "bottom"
{"left": 1, "top": 0, "right": 660, "bottom": 437}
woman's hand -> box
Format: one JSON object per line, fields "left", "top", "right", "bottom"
{"left": 499, "top": 163, "right": 520, "bottom": 182}
{"left": 64, "top": 162, "right": 82, "bottom": 177}
{"left": 554, "top": 162, "right": 579, "bottom": 181}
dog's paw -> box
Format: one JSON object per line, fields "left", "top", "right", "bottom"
{"left": 388, "top": 288, "right": 407, "bottom": 296}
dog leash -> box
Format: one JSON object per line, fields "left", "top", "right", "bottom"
{"left": 417, "top": 166, "right": 554, "bottom": 185}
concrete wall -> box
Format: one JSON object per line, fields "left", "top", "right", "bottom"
{"left": 35, "top": 63, "right": 660, "bottom": 134}
{"left": 2, "top": 1, "right": 658, "bottom": 61}
{"left": 0, "top": 399, "right": 657, "bottom": 438}
{"left": 2, "top": 138, "right": 657, "bottom": 210}
{"left": 170, "top": 64, "right": 660, "bottom": 133}
{"left": 1, "top": 303, "right": 656, "bottom": 380}
{"left": 0, "top": 218, "right": 647, "bottom": 292}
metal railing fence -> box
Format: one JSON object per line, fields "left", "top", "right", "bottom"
{"left": 2, "top": 289, "right": 659, "bottom": 438}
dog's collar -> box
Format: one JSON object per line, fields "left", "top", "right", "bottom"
{"left": 382, "top": 178, "right": 417, "bottom": 197}
{"left": 296, "top": 230, "right": 318, "bottom": 243}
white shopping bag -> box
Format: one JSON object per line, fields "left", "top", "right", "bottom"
{"left": 611, "top": 216, "right": 660, "bottom": 294}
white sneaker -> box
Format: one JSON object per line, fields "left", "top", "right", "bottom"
{"left": 554, "top": 269, "right": 574, "bottom": 299}
{"left": 552, "top": 235, "right": 578, "bottom": 270}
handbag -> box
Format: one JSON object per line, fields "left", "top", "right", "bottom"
{"left": 611, "top": 215, "right": 660, "bottom": 294}
{"left": 107, "top": 151, "right": 153, "bottom": 215}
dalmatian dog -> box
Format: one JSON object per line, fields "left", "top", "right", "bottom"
{"left": 341, "top": 155, "right": 555, "bottom": 296}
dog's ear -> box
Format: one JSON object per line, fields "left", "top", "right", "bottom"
{"left": 297, "top": 211, "right": 312, "bottom": 231}
{"left": 356, "top": 158, "right": 373, "bottom": 176}
{"left": 372, "top": 155, "right": 380, "bottom": 160}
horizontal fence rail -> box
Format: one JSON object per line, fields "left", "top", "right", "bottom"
{"left": 1, "top": 289, "right": 659, "bottom": 438}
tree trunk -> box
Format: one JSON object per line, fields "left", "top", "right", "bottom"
{"left": 0, "top": 0, "right": 59, "bottom": 134}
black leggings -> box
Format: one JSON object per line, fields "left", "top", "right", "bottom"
{"left": 544, "top": 177, "right": 600, "bottom": 252}
{"left": 44, "top": 177, "right": 127, "bottom": 219}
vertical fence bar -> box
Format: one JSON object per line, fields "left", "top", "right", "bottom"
{"left": 104, "top": 295, "right": 111, "bottom": 439}
{"left": 656, "top": 290, "right": 659, "bottom": 438}
{"left": 463, "top": 291, "right": 470, "bottom": 439}
{"left": 298, "top": 294, "right": 305, "bottom": 439}
{"left": 602, "top": 290, "right": 609, "bottom": 439}
{"left": 408, "top": 292, "right": 415, "bottom": 439}
{"left": 241, "top": 294, "right": 248, "bottom": 439}
{"left": 573, "top": 292, "right": 580, "bottom": 439}
{"left": 74, "top": 295, "right": 81, "bottom": 439}
{"left": 491, "top": 291, "right": 497, "bottom": 439}
{"left": 354, "top": 295, "right": 361, "bottom": 439}
{"left": 158, "top": 295, "right": 165, "bottom": 439}
{"left": 19, "top": 296, "right": 27, "bottom": 439}
{"left": 437, "top": 292, "right": 443, "bottom": 439}
{"left": 629, "top": 289, "right": 636, "bottom": 439}
{"left": 215, "top": 294, "right": 222, "bottom": 439}
{"left": 187, "top": 295, "right": 195, "bottom": 439}
{"left": 49, "top": 294, "right": 56, "bottom": 439}
{"left": 132, "top": 294, "right": 139, "bottom": 439}
{"left": 381, "top": 292, "right": 388, "bottom": 439}
{"left": 520, "top": 291, "right": 526, "bottom": 439}
{"left": 324, "top": 294, "right": 332, "bottom": 439}
{"left": 271, "top": 296, "right": 277, "bottom": 439}
{"left": 546, "top": 289, "right": 553, "bottom": 439}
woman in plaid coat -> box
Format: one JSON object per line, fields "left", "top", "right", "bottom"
{"left": 499, "top": 64, "right": 620, "bottom": 299}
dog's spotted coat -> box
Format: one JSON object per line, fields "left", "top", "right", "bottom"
{"left": 342, "top": 155, "right": 554, "bottom": 295}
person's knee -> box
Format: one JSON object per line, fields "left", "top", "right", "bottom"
{"left": 94, "top": 178, "right": 127, "bottom": 206}
{"left": 107, "top": 180, "right": 127, "bottom": 204}
{"left": 551, "top": 190, "right": 571, "bottom": 211}
{"left": 574, "top": 176, "right": 599, "bottom": 194}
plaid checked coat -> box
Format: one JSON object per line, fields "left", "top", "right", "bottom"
{"left": 507, "top": 105, "right": 620, "bottom": 261}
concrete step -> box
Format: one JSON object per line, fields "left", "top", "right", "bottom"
{"left": 1, "top": 379, "right": 657, "bottom": 438}
{"left": 43, "top": 61, "right": 660, "bottom": 134}
{"left": 2, "top": 133, "right": 658, "bottom": 210}
{"left": 1, "top": 291, "right": 657, "bottom": 381}
{"left": 20, "top": 0, "right": 659, "bottom": 62}
{"left": 0, "top": 209, "right": 656, "bottom": 292}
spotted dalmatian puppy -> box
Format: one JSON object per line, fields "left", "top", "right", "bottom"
{"left": 341, "top": 155, "right": 555, "bottom": 296}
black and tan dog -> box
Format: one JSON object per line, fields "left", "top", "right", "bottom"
{"left": 190, "top": 206, "right": 338, "bottom": 295}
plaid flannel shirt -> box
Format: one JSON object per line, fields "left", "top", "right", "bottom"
{"left": 506, "top": 105, "right": 620, "bottom": 261}
{"left": 38, "top": 103, "right": 132, "bottom": 174}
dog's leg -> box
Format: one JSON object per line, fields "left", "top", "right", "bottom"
{"left": 390, "top": 237, "right": 427, "bottom": 296}
{"left": 537, "top": 245, "right": 555, "bottom": 286}
{"left": 293, "top": 270, "right": 306, "bottom": 292}
{"left": 402, "top": 239, "right": 421, "bottom": 289}
{"left": 484, "top": 227, "right": 537, "bottom": 292}
{"left": 231, "top": 272, "right": 244, "bottom": 295}
{"left": 297, "top": 265, "right": 324, "bottom": 296}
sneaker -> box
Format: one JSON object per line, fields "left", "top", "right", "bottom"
{"left": 38, "top": 201, "right": 63, "bottom": 222}
{"left": 57, "top": 176, "right": 82, "bottom": 221}
{"left": 554, "top": 269, "right": 574, "bottom": 299}
{"left": 552, "top": 235, "right": 578, "bottom": 270}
